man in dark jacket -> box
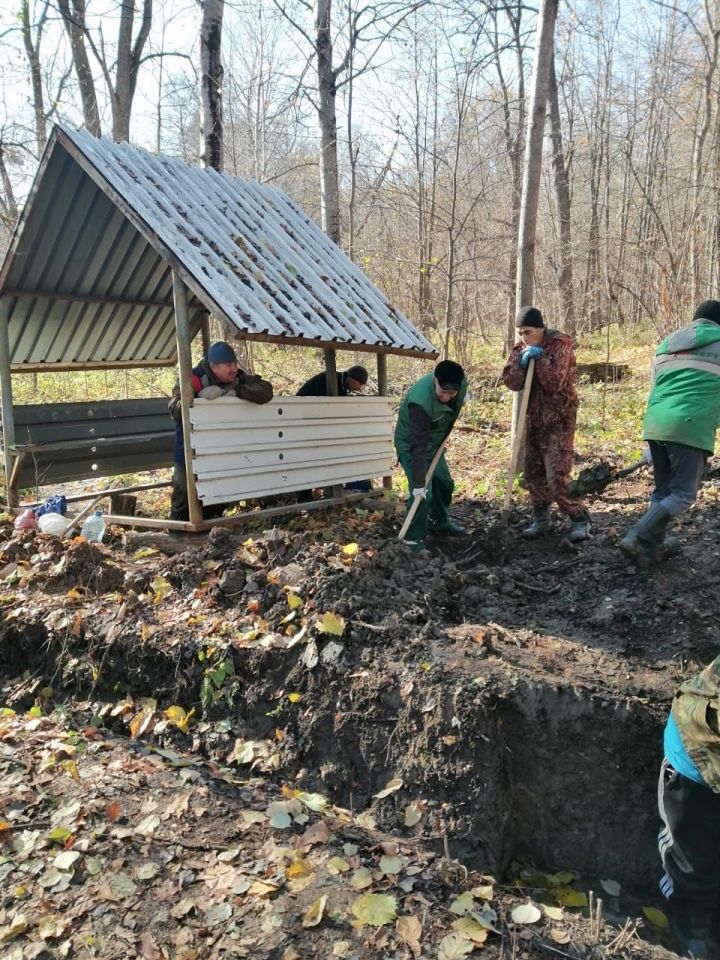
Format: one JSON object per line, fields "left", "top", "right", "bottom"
{"left": 502, "top": 306, "right": 590, "bottom": 542}
{"left": 394, "top": 359, "right": 467, "bottom": 549}
{"left": 296, "top": 365, "right": 368, "bottom": 397}
{"left": 620, "top": 299, "right": 720, "bottom": 568}
{"left": 659, "top": 656, "right": 720, "bottom": 958}
{"left": 168, "top": 341, "right": 273, "bottom": 521}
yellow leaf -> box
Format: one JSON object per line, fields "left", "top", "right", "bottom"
{"left": 554, "top": 886, "right": 587, "bottom": 908}
{"left": 288, "top": 692, "right": 303, "bottom": 703}
{"left": 452, "top": 916, "right": 489, "bottom": 944}
{"left": 316, "top": 611, "right": 345, "bottom": 636}
{"left": 61, "top": 759, "right": 79, "bottom": 781}
{"left": 0, "top": 913, "right": 29, "bottom": 943}
{"left": 133, "top": 547, "right": 158, "bottom": 559}
{"left": 374, "top": 777, "right": 403, "bottom": 799}
{"left": 164, "top": 705, "right": 195, "bottom": 734}
{"left": 287, "top": 859, "right": 312, "bottom": 879}
{"left": 420, "top": 661, "right": 431, "bottom": 671}
{"left": 287, "top": 592, "right": 303, "bottom": 609}
{"left": 642, "top": 906, "right": 669, "bottom": 930}
{"left": 150, "top": 577, "right": 173, "bottom": 603}
{"left": 449, "top": 892, "right": 475, "bottom": 916}
{"left": 404, "top": 802, "right": 423, "bottom": 827}
{"left": 342, "top": 543, "right": 359, "bottom": 556}
{"left": 328, "top": 856, "right": 350, "bottom": 875}
{"left": 351, "top": 893, "right": 397, "bottom": 926}
{"left": 302, "top": 895, "right": 327, "bottom": 928}
{"left": 543, "top": 905, "right": 564, "bottom": 921}
{"left": 66, "top": 588, "right": 83, "bottom": 601}
{"left": 396, "top": 915, "right": 422, "bottom": 955}
{"left": 333, "top": 942, "right": 351, "bottom": 958}
{"left": 472, "top": 883, "right": 494, "bottom": 900}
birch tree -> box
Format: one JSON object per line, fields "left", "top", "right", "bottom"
{"left": 200, "top": 0, "right": 225, "bottom": 170}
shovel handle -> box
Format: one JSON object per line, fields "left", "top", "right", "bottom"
{"left": 397, "top": 441, "right": 447, "bottom": 541}
{"left": 502, "top": 358, "right": 535, "bottom": 517}
{"left": 615, "top": 458, "right": 648, "bottom": 479}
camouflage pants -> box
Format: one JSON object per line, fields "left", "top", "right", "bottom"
{"left": 523, "top": 419, "right": 585, "bottom": 517}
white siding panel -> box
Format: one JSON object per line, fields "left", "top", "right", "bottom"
{"left": 189, "top": 396, "right": 394, "bottom": 504}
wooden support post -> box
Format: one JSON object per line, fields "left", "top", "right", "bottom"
{"left": 376, "top": 352, "right": 392, "bottom": 491}
{"left": 200, "top": 311, "right": 211, "bottom": 356}
{"left": 324, "top": 349, "right": 343, "bottom": 498}
{"left": 172, "top": 271, "right": 204, "bottom": 526}
{"left": 0, "top": 300, "right": 17, "bottom": 507}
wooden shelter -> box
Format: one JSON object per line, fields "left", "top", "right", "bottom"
{"left": 0, "top": 125, "right": 437, "bottom": 530}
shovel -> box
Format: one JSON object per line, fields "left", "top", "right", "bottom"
{"left": 567, "top": 457, "right": 648, "bottom": 499}
{"left": 397, "top": 441, "right": 447, "bottom": 541}
{"left": 501, "top": 357, "right": 535, "bottom": 521}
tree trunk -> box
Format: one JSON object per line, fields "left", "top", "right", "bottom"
{"left": 516, "top": 0, "right": 559, "bottom": 310}
{"left": 513, "top": 0, "right": 558, "bottom": 444}
{"left": 112, "top": 0, "right": 152, "bottom": 142}
{"left": 57, "top": 0, "right": 102, "bottom": 136}
{"left": 315, "top": 0, "right": 341, "bottom": 243}
{"left": 200, "top": 0, "right": 225, "bottom": 170}
{"left": 548, "top": 54, "right": 575, "bottom": 338}
{"left": 21, "top": 0, "right": 48, "bottom": 154}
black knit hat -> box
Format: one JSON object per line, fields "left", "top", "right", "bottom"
{"left": 434, "top": 360, "right": 465, "bottom": 391}
{"left": 693, "top": 300, "right": 720, "bottom": 325}
{"left": 515, "top": 306, "right": 544, "bottom": 328}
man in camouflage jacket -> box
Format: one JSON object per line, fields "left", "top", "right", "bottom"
{"left": 659, "top": 656, "right": 720, "bottom": 958}
{"left": 502, "top": 306, "right": 590, "bottom": 542}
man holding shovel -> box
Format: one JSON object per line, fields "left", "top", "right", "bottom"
{"left": 620, "top": 299, "right": 720, "bottom": 568}
{"left": 394, "top": 360, "right": 467, "bottom": 551}
{"left": 502, "top": 306, "right": 590, "bottom": 542}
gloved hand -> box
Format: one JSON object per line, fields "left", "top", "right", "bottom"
{"left": 197, "top": 385, "right": 225, "bottom": 400}
{"left": 412, "top": 487, "right": 427, "bottom": 500}
{"left": 519, "top": 345, "right": 544, "bottom": 369}
{"left": 642, "top": 445, "right": 653, "bottom": 465}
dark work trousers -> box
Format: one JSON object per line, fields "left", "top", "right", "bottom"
{"left": 649, "top": 441, "right": 708, "bottom": 517}
{"left": 398, "top": 450, "right": 453, "bottom": 543}
{"left": 658, "top": 759, "right": 720, "bottom": 920}
{"left": 170, "top": 464, "right": 228, "bottom": 522}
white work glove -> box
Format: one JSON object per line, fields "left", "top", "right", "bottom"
{"left": 197, "top": 385, "right": 224, "bottom": 400}
{"left": 642, "top": 445, "right": 653, "bottom": 465}
{"left": 412, "top": 487, "right": 427, "bottom": 500}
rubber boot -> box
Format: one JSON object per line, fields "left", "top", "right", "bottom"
{"left": 522, "top": 506, "right": 551, "bottom": 539}
{"left": 430, "top": 519, "right": 466, "bottom": 537}
{"left": 567, "top": 509, "right": 591, "bottom": 543}
{"left": 619, "top": 504, "right": 672, "bottom": 569}
{"left": 669, "top": 902, "right": 720, "bottom": 959}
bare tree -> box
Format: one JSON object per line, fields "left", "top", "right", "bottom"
{"left": 548, "top": 53, "right": 574, "bottom": 336}
{"left": 200, "top": 0, "right": 225, "bottom": 170}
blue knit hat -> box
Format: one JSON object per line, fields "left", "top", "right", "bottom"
{"left": 207, "top": 341, "right": 237, "bottom": 364}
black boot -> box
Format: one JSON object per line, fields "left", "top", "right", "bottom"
{"left": 567, "top": 509, "right": 591, "bottom": 543}
{"left": 619, "top": 504, "right": 671, "bottom": 569}
{"left": 669, "top": 901, "right": 720, "bottom": 959}
{"left": 522, "top": 506, "right": 551, "bottom": 539}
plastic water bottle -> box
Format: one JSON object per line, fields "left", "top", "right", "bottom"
{"left": 80, "top": 511, "right": 106, "bottom": 543}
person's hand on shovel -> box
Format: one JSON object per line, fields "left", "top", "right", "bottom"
{"left": 520, "top": 345, "right": 544, "bottom": 369}
{"left": 412, "top": 487, "right": 427, "bottom": 499}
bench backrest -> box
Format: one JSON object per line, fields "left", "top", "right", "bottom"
{"left": 4, "top": 399, "right": 175, "bottom": 490}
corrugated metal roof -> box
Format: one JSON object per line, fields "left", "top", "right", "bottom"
{"left": 0, "top": 125, "right": 436, "bottom": 370}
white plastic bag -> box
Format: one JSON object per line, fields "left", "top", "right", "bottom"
{"left": 37, "top": 512, "right": 71, "bottom": 536}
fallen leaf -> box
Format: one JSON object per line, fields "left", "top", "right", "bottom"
{"left": 53, "top": 850, "right": 80, "bottom": 871}
{"left": 205, "top": 902, "right": 232, "bottom": 927}
{"left": 550, "top": 929, "right": 571, "bottom": 945}
{"left": 333, "top": 942, "right": 351, "bottom": 958}
{"left": 248, "top": 879, "right": 280, "bottom": 897}
{"left": 452, "top": 917, "right": 489, "bottom": 944}
{"left": 316, "top": 611, "right": 345, "bottom": 636}
{"left": 642, "top": 906, "right": 669, "bottom": 930}
{"left": 511, "top": 903, "right": 541, "bottom": 925}
{"left": 351, "top": 892, "right": 397, "bottom": 926}
{"left": 437, "top": 933, "right": 474, "bottom": 959}
{"left": 288, "top": 692, "right": 303, "bottom": 703}
{"left": 301, "top": 820, "right": 330, "bottom": 848}
{"left": 404, "top": 802, "right": 423, "bottom": 827}
{"left": 302, "top": 895, "right": 327, "bottom": 928}
{"left": 396, "top": 915, "right": 422, "bottom": 956}
{"left": 150, "top": 576, "right": 173, "bottom": 603}
{"left": 374, "top": 777, "right": 403, "bottom": 799}
{"left": 600, "top": 878, "right": 621, "bottom": 897}
{"left": 554, "top": 886, "right": 588, "bottom": 908}
{"left": 379, "top": 855, "right": 403, "bottom": 875}
{"left": 328, "top": 856, "right": 350, "bottom": 875}
{"left": 471, "top": 883, "right": 493, "bottom": 900}
{"left": 164, "top": 705, "right": 195, "bottom": 734}
{"left": 449, "top": 891, "right": 475, "bottom": 916}
{"left": 287, "top": 859, "right": 312, "bottom": 879}
{"left": 342, "top": 543, "right": 359, "bottom": 556}
{"left": 543, "top": 905, "right": 564, "bottom": 921}
{"left": 287, "top": 592, "right": 303, "bottom": 609}
{"left": 350, "top": 867, "right": 373, "bottom": 889}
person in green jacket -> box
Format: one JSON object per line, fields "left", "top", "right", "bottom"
{"left": 658, "top": 656, "right": 720, "bottom": 958}
{"left": 620, "top": 299, "right": 720, "bottom": 568}
{"left": 394, "top": 360, "right": 467, "bottom": 549}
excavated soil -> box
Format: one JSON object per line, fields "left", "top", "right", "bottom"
{"left": 2, "top": 456, "right": 718, "bottom": 958}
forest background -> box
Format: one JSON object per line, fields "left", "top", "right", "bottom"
{"left": 0, "top": 0, "right": 715, "bottom": 457}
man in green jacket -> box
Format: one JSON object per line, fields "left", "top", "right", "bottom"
{"left": 659, "top": 656, "right": 720, "bottom": 958}
{"left": 620, "top": 300, "right": 720, "bottom": 568}
{"left": 394, "top": 360, "right": 467, "bottom": 549}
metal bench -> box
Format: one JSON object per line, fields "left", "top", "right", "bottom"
{"left": 3, "top": 398, "right": 175, "bottom": 498}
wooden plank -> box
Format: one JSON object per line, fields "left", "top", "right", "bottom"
{"left": 20, "top": 479, "right": 170, "bottom": 508}
{"left": 202, "top": 489, "right": 384, "bottom": 528}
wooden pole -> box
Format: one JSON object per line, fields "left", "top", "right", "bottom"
{"left": 324, "top": 349, "right": 343, "bottom": 498}
{"left": 172, "top": 271, "right": 204, "bottom": 526}
{"left": 376, "top": 352, "right": 392, "bottom": 491}
{"left": 0, "top": 300, "right": 17, "bottom": 507}
{"left": 200, "top": 311, "right": 211, "bottom": 356}
{"left": 397, "top": 441, "right": 447, "bottom": 541}
{"left": 502, "top": 358, "right": 535, "bottom": 519}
